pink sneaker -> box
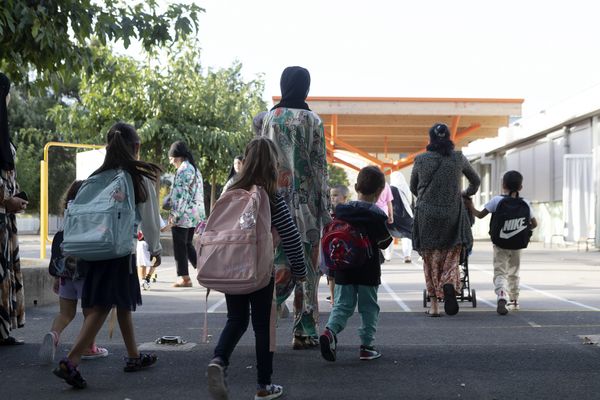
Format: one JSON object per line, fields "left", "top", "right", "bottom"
{"left": 81, "top": 345, "right": 109, "bottom": 360}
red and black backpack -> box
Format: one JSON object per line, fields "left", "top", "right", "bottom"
{"left": 321, "top": 218, "right": 372, "bottom": 271}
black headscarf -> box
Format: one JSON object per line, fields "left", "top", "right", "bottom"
{"left": 0, "top": 72, "right": 14, "bottom": 171}
{"left": 271, "top": 66, "right": 311, "bottom": 111}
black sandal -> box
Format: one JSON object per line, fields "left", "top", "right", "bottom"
{"left": 124, "top": 353, "right": 157, "bottom": 372}
{"left": 443, "top": 284, "right": 459, "bottom": 316}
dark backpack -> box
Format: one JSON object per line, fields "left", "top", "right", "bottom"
{"left": 489, "top": 195, "right": 532, "bottom": 250}
{"left": 49, "top": 231, "right": 86, "bottom": 280}
{"left": 321, "top": 218, "right": 372, "bottom": 271}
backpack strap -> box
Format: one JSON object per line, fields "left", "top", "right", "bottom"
{"left": 202, "top": 288, "right": 210, "bottom": 344}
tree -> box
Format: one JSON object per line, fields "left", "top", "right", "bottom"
{"left": 328, "top": 164, "right": 350, "bottom": 188}
{"left": 8, "top": 87, "right": 75, "bottom": 214}
{"left": 0, "top": 0, "right": 202, "bottom": 88}
{"left": 50, "top": 42, "right": 266, "bottom": 208}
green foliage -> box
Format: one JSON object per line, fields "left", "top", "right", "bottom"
{"left": 49, "top": 42, "right": 266, "bottom": 207}
{"left": 0, "top": 0, "right": 202, "bottom": 89}
{"left": 328, "top": 164, "right": 350, "bottom": 188}
{"left": 8, "top": 89, "right": 75, "bottom": 214}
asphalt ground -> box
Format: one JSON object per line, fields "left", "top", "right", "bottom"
{"left": 2, "top": 240, "right": 600, "bottom": 400}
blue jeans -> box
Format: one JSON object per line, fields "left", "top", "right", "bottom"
{"left": 326, "top": 284, "right": 380, "bottom": 346}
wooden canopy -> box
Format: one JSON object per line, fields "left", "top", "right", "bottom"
{"left": 272, "top": 96, "right": 523, "bottom": 171}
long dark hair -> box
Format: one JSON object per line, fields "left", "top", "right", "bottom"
{"left": 62, "top": 180, "right": 84, "bottom": 212}
{"left": 226, "top": 155, "right": 243, "bottom": 182}
{"left": 229, "top": 137, "right": 279, "bottom": 201}
{"left": 168, "top": 140, "right": 198, "bottom": 172}
{"left": 426, "top": 123, "right": 455, "bottom": 156}
{"left": 93, "top": 122, "right": 162, "bottom": 204}
{"left": 0, "top": 72, "right": 14, "bottom": 171}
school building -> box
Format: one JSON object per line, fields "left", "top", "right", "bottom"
{"left": 295, "top": 94, "right": 598, "bottom": 250}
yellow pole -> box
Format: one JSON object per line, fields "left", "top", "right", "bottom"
{"left": 39, "top": 142, "right": 104, "bottom": 259}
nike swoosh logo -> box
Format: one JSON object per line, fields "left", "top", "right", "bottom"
{"left": 499, "top": 226, "right": 527, "bottom": 239}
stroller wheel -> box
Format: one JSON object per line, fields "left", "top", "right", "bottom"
{"left": 471, "top": 289, "right": 477, "bottom": 308}
{"left": 423, "top": 289, "right": 429, "bottom": 308}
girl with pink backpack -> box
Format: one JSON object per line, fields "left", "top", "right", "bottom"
{"left": 206, "top": 137, "right": 307, "bottom": 400}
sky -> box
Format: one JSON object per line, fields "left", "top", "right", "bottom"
{"left": 183, "top": 0, "right": 600, "bottom": 117}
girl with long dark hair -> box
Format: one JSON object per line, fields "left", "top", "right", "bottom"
{"left": 53, "top": 122, "right": 163, "bottom": 389}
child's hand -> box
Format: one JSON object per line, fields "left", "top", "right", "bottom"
{"left": 160, "top": 224, "right": 172, "bottom": 233}
{"left": 52, "top": 278, "right": 60, "bottom": 295}
{"left": 294, "top": 275, "right": 307, "bottom": 283}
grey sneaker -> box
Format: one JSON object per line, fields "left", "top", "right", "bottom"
{"left": 255, "top": 384, "right": 283, "bottom": 399}
{"left": 207, "top": 357, "right": 228, "bottom": 400}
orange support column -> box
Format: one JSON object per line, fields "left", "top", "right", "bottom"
{"left": 450, "top": 115, "right": 461, "bottom": 140}
{"left": 331, "top": 114, "right": 338, "bottom": 147}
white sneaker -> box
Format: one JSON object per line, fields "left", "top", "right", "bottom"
{"left": 39, "top": 331, "right": 57, "bottom": 364}
{"left": 507, "top": 300, "right": 520, "bottom": 311}
{"left": 255, "top": 384, "right": 283, "bottom": 400}
{"left": 497, "top": 291, "right": 508, "bottom": 315}
{"left": 142, "top": 280, "right": 151, "bottom": 291}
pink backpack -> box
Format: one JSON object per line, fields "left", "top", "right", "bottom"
{"left": 196, "top": 185, "right": 274, "bottom": 295}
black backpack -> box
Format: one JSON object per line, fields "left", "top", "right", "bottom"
{"left": 49, "top": 231, "right": 87, "bottom": 280}
{"left": 489, "top": 195, "right": 532, "bottom": 250}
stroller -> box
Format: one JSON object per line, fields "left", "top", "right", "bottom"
{"left": 422, "top": 247, "right": 477, "bottom": 308}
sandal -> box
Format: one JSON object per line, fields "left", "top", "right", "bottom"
{"left": 53, "top": 358, "right": 87, "bottom": 389}
{"left": 443, "top": 284, "right": 459, "bottom": 316}
{"left": 124, "top": 353, "right": 157, "bottom": 372}
{"left": 173, "top": 280, "right": 192, "bottom": 287}
{"left": 0, "top": 336, "right": 24, "bottom": 345}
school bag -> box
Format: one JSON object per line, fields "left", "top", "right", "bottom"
{"left": 489, "top": 195, "right": 533, "bottom": 250}
{"left": 48, "top": 230, "right": 86, "bottom": 280}
{"left": 62, "top": 169, "right": 136, "bottom": 261}
{"left": 321, "top": 218, "right": 372, "bottom": 271}
{"left": 196, "top": 185, "right": 273, "bottom": 295}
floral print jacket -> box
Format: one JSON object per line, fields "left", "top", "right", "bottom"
{"left": 261, "top": 107, "right": 331, "bottom": 245}
{"left": 169, "top": 160, "right": 206, "bottom": 228}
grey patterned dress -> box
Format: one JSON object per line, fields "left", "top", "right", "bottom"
{"left": 410, "top": 151, "right": 480, "bottom": 252}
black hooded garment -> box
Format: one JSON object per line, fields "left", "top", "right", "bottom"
{"left": 271, "top": 66, "right": 311, "bottom": 111}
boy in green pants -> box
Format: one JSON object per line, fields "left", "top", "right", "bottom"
{"left": 319, "top": 166, "right": 392, "bottom": 361}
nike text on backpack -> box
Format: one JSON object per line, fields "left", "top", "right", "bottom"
{"left": 196, "top": 185, "right": 273, "bottom": 295}
{"left": 321, "top": 218, "right": 372, "bottom": 271}
{"left": 489, "top": 196, "right": 532, "bottom": 250}
{"left": 62, "top": 169, "right": 136, "bottom": 261}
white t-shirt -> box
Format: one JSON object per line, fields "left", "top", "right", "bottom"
{"left": 484, "top": 195, "right": 535, "bottom": 218}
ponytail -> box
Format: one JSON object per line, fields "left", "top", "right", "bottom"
{"left": 94, "top": 122, "right": 162, "bottom": 204}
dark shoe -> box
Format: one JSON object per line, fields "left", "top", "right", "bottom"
{"left": 207, "top": 357, "right": 228, "bottom": 400}
{"left": 255, "top": 384, "right": 283, "bottom": 399}
{"left": 124, "top": 353, "right": 157, "bottom": 372}
{"left": 497, "top": 299, "right": 509, "bottom": 315}
{"left": 443, "top": 284, "right": 459, "bottom": 316}
{"left": 319, "top": 328, "right": 337, "bottom": 362}
{"left": 53, "top": 358, "right": 87, "bottom": 389}
{"left": 359, "top": 345, "right": 382, "bottom": 360}
{"left": 0, "top": 336, "right": 24, "bottom": 345}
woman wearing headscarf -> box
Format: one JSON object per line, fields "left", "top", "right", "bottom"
{"left": 410, "top": 123, "right": 480, "bottom": 317}
{"left": 167, "top": 141, "right": 206, "bottom": 287}
{"left": 0, "top": 72, "right": 28, "bottom": 345}
{"left": 260, "top": 66, "right": 330, "bottom": 349}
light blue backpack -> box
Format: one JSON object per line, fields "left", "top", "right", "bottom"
{"left": 62, "top": 169, "right": 136, "bottom": 261}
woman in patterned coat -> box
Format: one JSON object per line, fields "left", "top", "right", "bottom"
{"left": 261, "top": 66, "right": 331, "bottom": 349}
{"left": 0, "top": 72, "right": 27, "bottom": 345}
{"left": 410, "top": 123, "right": 480, "bottom": 317}
{"left": 167, "top": 141, "right": 206, "bottom": 287}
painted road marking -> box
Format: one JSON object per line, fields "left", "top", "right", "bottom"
{"left": 381, "top": 279, "right": 411, "bottom": 312}
{"left": 470, "top": 264, "right": 600, "bottom": 312}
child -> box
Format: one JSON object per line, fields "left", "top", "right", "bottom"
{"left": 39, "top": 181, "right": 108, "bottom": 364}
{"left": 137, "top": 218, "right": 167, "bottom": 290}
{"left": 207, "top": 137, "right": 307, "bottom": 400}
{"left": 324, "top": 184, "right": 349, "bottom": 304}
{"left": 466, "top": 170, "right": 537, "bottom": 315}
{"left": 53, "top": 122, "right": 163, "bottom": 389}
{"left": 319, "top": 166, "right": 392, "bottom": 362}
